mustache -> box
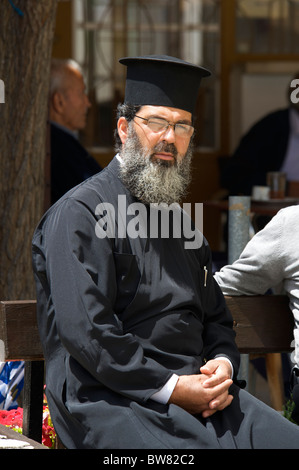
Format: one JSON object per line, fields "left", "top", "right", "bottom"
{"left": 151, "top": 142, "right": 178, "bottom": 159}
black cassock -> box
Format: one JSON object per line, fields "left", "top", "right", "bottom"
{"left": 32, "top": 157, "right": 299, "bottom": 449}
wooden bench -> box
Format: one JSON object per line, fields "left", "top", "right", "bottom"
{"left": 0, "top": 295, "right": 295, "bottom": 444}
{"left": 226, "top": 295, "right": 294, "bottom": 411}
{"left": 0, "top": 423, "right": 46, "bottom": 449}
{"left": 0, "top": 300, "right": 44, "bottom": 444}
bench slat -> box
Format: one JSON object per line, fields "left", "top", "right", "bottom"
{"left": 0, "top": 296, "right": 295, "bottom": 361}
{"left": 225, "top": 295, "right": 294, "bottom": 354}
{"left": 0, "top": 301, "right": 43, "bottom": 361}
{"left": 0, "top": 423, "right": 46, "bottom": 449}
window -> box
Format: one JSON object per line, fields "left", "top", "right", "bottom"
{"left": 236, "top": 0, "right": 299, "bottom": 54}
{"left": 73, "top": 0, "right": 221, "bottom": 151}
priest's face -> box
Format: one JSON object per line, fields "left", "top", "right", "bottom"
{"left": 117, "top": 105, "right": 194, "bottom": 205}
{"left": 119, "top": 105, "right": 193, "bottom": 164}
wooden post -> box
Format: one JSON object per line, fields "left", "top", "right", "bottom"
{"left": 22, "top": 361, "right": 45, "bottom": 443}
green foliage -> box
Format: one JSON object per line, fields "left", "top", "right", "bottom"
{"left": 283, "top": 396, "right": 297, "bottom": 424}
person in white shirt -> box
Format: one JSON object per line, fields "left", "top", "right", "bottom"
{"left": 214, "top": 205, "right": 299, "bottom": 422}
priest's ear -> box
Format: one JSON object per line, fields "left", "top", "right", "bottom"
{"left": 117, "top": 117, "right": 129, "bottom": 145}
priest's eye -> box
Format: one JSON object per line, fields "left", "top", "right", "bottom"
{"left": 134, "top": 115, "right": 194, "bottom": 137}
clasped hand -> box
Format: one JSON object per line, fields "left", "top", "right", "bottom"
{"left": 168, "top": 359, "right": 234, "bottom": 418}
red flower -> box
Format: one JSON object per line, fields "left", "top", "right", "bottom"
{"left": 0, "top": 406, "right": 56, "bottom": 448}
{"left": 0, "top": 407, "right": 23, "bottom": 430}
{"left": 42, "top": 405, "right": 56, "bottom": 448}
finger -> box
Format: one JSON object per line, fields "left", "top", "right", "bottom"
{"left": 203, "top": 375, "right": 233, "bottom": 389}
{"left": 200, "top": 362, "right": 217, "bottom": 375}
{"left": 202, "top": 394, "right": 234, "bottom": 418}
{"left": 201, "top": 408, "right": 217, "bottom": 419}
{"left": 201, "top": 360, "right": 232, "bottom": 382}
{"left": 204, "top": 379, "right": 233, "bottom": 406}
{"left": 202, "top": 379, "right": 232, "bottom": 410}
{"left": 209, "top": 393, "right": 234, "bottom": 412}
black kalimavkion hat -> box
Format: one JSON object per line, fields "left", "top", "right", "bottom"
{"left": 119, "top": 55, "right": 211, "bottom": 114}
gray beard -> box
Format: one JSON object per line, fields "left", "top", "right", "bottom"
{"left": 119, "top": 124, "right": 193, "bottom": 205}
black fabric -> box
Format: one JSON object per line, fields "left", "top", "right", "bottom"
{"left": 220, "top": 108, "right": 290, "bottom": 195}
{"left": 119, "top": 55, "right": 211, "bottom": 114}
{"left": 50, "top": 123, "right": 102, "bottom": 204}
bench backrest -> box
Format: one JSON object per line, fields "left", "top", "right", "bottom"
{"left": 0, "top": 295, "right": 294, "bottom": 361}
{"left": 225, "top": 295, "right": 294, "bottom": 354}
{"left": 0, "top": 300, "right": 43, "bottom": 361}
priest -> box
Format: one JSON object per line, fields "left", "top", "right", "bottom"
{"left": 32, "top": 55, "right": 299, "bottom": 449}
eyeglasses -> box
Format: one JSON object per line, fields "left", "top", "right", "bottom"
{"left": 134, "top": 115, "right": 194, "bottom": 138}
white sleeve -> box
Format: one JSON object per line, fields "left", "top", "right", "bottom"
{"left": 150, "top": 374, "right": 179, "bottom": 404}
{"left": 214, "top": 209, "right": 286, "bottom": 296}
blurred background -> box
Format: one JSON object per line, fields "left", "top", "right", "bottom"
{"left": 53, "top": 0, "right": 299, "bottom": 250}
